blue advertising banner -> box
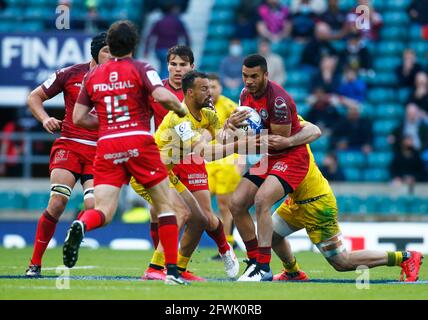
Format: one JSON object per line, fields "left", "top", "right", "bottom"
{"left": 0, "top": 32, "right": 93, "bottom": 87}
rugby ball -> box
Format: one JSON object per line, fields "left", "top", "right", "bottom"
{"left": 236, "top": 106, "right": 264, "bottom": 133}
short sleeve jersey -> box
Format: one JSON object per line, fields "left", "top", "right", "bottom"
{"left": 239, "top": 80, "right": 302, "bottom": 154}
{"left": 41, "top": 63, "right": 98, "bottom": 142}
{"left": 155, "top": 104, "right": 221, "bottom": 165}
{"left": 77, "top": 57, "right": 163, "bottom": 139}
{"left": 150, "top": 79, "right": 184, "bottom": 130}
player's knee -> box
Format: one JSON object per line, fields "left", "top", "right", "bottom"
{"left": 254, "top": 193, "right": 271, "bottom": 212}
{"left": 47, "top": 194, "right": 68, "bottom": 217}
{"left": 229, "top": 195, "right": 249, "bottom": 217}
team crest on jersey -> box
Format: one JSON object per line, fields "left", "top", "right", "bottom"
{"left": 274, "top": 97, "right": 287, "bottom": 109}
{"left": 274, "top": 97, "right": 288, "bottom": 119}
{"left": 54, "top": 149, "right": 68, "bottom": 163}
{"left": 260, "top": 109, "right": 268, "bottom": 120}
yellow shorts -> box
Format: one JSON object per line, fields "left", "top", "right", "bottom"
{"left": 130, "top": 170, "right": 186, "bottom": 204}
{"left": 206, "top": 163, "right": 241, "bottom": 195}
{"left": 273, "top": 192, "right": 340, "bottom": 245}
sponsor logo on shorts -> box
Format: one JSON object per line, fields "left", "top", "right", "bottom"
{"left": 104, "top": 149, "right": 139, "bottom": 164}
{"left": 187, "top": 173, "right": 207, "bottom": 185}
{"left": 54, "top": 149, "right": 68, "bottom": 163}
{"left": 272, "top": 161, "right": 288, "bottom": 173}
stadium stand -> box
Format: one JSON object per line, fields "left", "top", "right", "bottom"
{"left": 0, "top": 0, "right": 427, "bottom": 217}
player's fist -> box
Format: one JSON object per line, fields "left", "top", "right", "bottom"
{"left": 42, "top": 117, "right": 62, "bottom": 134}
{"left": 175, "top": 105, "right": 188, "bottom": 118}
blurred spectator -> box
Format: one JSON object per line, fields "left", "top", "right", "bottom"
{"left": 219, "top": 39, "right": 245, "bottom": 92}
{"left": 407, "top": 72, "right": 428, "bottom": 114}
{"left": 332, "top": 105, "right": 373, "bottom": 154}
{"left": 319, "top": 152, "right": 345, "bottom": 181}
{"left": 306, "top": 86, "right": 342, "bottom": 132}
{"left": 408, "top": 0, "right": 428, "bottom": 25}
{"left": 0, "top": 0, "right": 7, "bottom": 11}
{"left": 289, "top": 0, "right": 325, "bottom": 40}
{"left": 389, "top": 103, "right": 426, "bottom": 152}
{"left": 396, "top": 49, "right": 424, "bottom": 89}
{"left": 290, "top": 0, "right": 327, "bottom": 15}
{"left": 339, "top": 32, "right": 373, "bottom": 76}
{"left": 144, "top": 3, "right": 190, "bottom": 79}
{"left": 84, "top": 0, "right": 108, "bottom": 33}
{"left": 301, "top": 22, "right": 338, "bottom": 71}
{"left": 337, "top": 65, "right": 367, "bottom": 102}
{"left": 390, "top": 136, "right": 426, "bottom": 191}
{"left": 258, "top": 38, "right": 286, "bottom": 86}
{"left": 0, "top": 120, "right": 24, "bottom": 177}
{"left": 310, "top": 55, "right": 341, "bottom": 93}
{"left": 145, "top": 0, "right": 189, "bottom": 13}
{"left": 256, "top": 0, "right": 291, "bottom": 43}
{"left": 234, "top": 0, "right": 261, "bottom": 39}
{"left": 345, "top": 0, "right": 383, "bottom": 41}
{"left": 320, "top": 0, "right": 347, "bottom": 38}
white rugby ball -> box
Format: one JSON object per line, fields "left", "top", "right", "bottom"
{"left": 236, "top": 106, "right": 264, "bottom": 133}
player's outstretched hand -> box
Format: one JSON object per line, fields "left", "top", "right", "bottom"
{"left": 42, "top": 117, "right": 62, "bottom": 134}
{"left": 226, "top": 109, "right": 251, "bottom": 130}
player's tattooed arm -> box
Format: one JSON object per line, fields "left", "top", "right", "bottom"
{"left": 27, "top": 86, "right": 62, "bottom": 134}
{"left": 266, "top": 121, "right": 321, "bottom": 150}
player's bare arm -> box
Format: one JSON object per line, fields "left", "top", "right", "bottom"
{"left": 267, "top": 121, "right": 321, "bottom": 150}
{"left": 27, "top": 86, "right": 62, "bottom": 134}
{"left": 152, "top": 86, "right": 188, "bottom": 117}
{"left": 73, "top": 103, "right": 99, "bottom": 129}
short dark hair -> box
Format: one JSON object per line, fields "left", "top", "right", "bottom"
{"left": 167, "top": 45, "right": 194, "bottom": 64}
{"left": 207, "top": 73, "right": 220, "bottom": 82}
{"left": 182, "top": 70, "right": 208, "bottom": 93}
{"left": 107, "top": 20, "right": 138, "bottom": 57}
{"left": 243, "top": 54, "right": 268, "bottom": 73}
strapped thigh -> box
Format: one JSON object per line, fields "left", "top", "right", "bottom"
{"left": 316, "top": 233, "right": 346, "bottom": 258}
{"left": 272, "top": 211, "right": 299, "bottom": 237}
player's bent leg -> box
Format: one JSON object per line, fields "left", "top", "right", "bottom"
{"left": 216, "top": 193, "right": 234, "bottom": 243}
{"left": 147, "top": 179, "right": 188, "bottom": 285}
{"left": 229, "top": 178, "right": 258, "bottom": 243}
{"left": 240, "top": 176, "right": 287, "bottom": 281}
{"left": 81, "top": 179, "right": 95, "bottom": 210}
{"left": 26, "top": 169, "right": 77, "bottom": 277}
{"left": 63, "top": 185, "right": 120, "bottom": 268}
{"left": 320, "top": 235, "right": 423, "bottom": 281}
{"left": 192, "top": 189, "right": 239, "bottom": 278}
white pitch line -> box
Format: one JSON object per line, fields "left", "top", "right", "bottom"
{"left": 43, "top": 266, "right": 98, "bottom": 271}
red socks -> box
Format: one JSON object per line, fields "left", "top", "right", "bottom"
{"left": 78, "top": 209, "right": 105, "bottom": 232}
{"left": 257, "top": 246, "right": 272, "bottom": 264}
{"left": 244, "top": 238, "right": 258, "bottom": 260}
{"left": 158, "top": 214, "right": 178, "bottom": 266}
{"left": 206, "top": 219, "right": 230, "bottom": 254}
{"left": 150, "top": 222, "right": 159, "bottom": 248}
{"left": 31, "top": 210, "right": 58, "bottom": 266}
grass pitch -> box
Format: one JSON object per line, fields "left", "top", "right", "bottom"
{"left": 0, "top": 247, "right": 427, "bottom": 300}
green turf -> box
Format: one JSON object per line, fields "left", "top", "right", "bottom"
{"left": 0, "top": 247, "right": 426, "bottom": 300}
